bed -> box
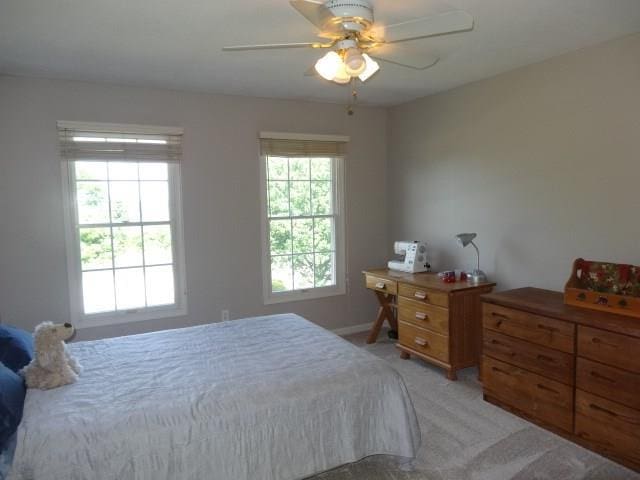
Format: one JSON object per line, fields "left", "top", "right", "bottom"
{"left": 8, "top": 314, "right": 420, "bottom": 480}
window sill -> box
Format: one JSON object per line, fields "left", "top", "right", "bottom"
{"left": 264, "top": 285, "right": 346, "bottom": 305}
{"left": 75, "top": 304, "right": 187, "bottom": 329}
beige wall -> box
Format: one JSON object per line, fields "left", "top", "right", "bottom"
{"left": 388, "top": 33, "right": 640, "bottom": 292}
{"left": 0, "top": 75, "right": 388, "bottom": 340}
{"left": 3, "top": 31, "right": 639, "bottom": 340}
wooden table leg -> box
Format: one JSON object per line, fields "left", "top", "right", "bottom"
{"left": 379, "top": 292, "right": 398, "bottom": 333}
{"left": 366, "top": 291, "right": 396, "bottom": 344}
{"left": 366, "top": 306, "right": 386, "bottom": 344}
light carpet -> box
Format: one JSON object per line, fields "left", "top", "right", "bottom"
{"left": 311, "top": 331, "right": 639, "bottom": 480}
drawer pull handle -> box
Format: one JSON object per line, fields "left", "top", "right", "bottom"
{"left": 414, "top": 291, "right": 427, "bottom": 300}
{"left": 536, "top": 354, "right": 555, "bottom": 363}
{"left": 415, "top": 312, "right": 427, "bottom": 321}
{"left": 414, "top": 337, "right": 428, "bottom": 347}
{"left": 589, "top": 403, "right": 618, "bottom": 418}
{"left": 590, "top": 371, "right": 615, "bottom": 383}
{"left": 495, "top": 319, "right": 503, "bottom": 328}
{"left": 375, "top": 282, "right": 386, "bottom": 289}
{"left": 491, "top": 366, "right": 510, "bottom": 376}
{"left": 536, "top": 383, "right": 559, "bottom": 395}
{"left": 537, "top": 324, "right": 558, "bottom": 333}
{"left": 588, "top": 403, "right": 640, "bottom": 425}
{"left": 591, "top": 337, "right": 619, "bottom": 348}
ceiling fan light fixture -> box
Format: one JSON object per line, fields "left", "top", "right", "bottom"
{"left": 343, "top": 48, "right": 366, "bottom": 76}
{"left": 314, "top": 51, "right": 342, "bottom": 81}
{"left": 223, "top": 2, "right": 473, "bottom": 91}
{"left": 358, "top": 54, "right": 380, "bottom": 82}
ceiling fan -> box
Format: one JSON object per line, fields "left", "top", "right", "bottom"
{"left": 222, "top": 0, "right": 474, "bottom": 85}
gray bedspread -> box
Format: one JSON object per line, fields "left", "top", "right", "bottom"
{"left": 9, "top": 314, "right": 420, "bottom": 480}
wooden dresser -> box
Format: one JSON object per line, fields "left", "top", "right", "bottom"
{"left": 481, "top": 287, "right": 640, "bottom": 471}
{"left": 363, "top": 269, "right": 495, "bottom": 380}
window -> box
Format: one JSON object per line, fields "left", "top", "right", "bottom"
{"left": 260, "top": 132, "right": 348, "bottom": 304}
{"left": 59, "top": 122, "right": 186, "bottom": 327}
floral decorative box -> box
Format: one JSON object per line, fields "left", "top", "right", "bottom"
{"left": 564, "top": 258, "right": 640, "bottom": 318}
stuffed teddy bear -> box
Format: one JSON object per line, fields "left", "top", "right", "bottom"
{"left": 21, "top": 322, "right": 81, "bottom": 390}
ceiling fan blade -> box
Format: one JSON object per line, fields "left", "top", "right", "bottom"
{"left": 222, "top": 42, "right": 324, "bottom": 52}
{"left": 304, "top": 66, "right": 318, "bottom": 77}
{"left": 290, "top": 0, "right": 335, "bottom": 31}
{"left": 371, "top": 54, "right": 439, "bottom": 71}
{"left": 369, "top": 45, "right": 439, "bottom": 70}
{"left": 374, "top": 10, "right": 474, "bottom": 44}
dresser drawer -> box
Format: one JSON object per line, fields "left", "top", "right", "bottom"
{"left": 398, "top": 321, "right": 449, "bottom": 363}
{"left": 483, "top": 330, "right": 574, "bottom": 385}
{"left": 483, "top": 303, "right": 574, "bottom": 353}
{"left": 398, "top": 297, "right": 449, "bottom": 335}
{"left": 483, "top": 356, "right": 574, "bottom": 432}
{"left": 575, "top": 389, "right": 640, "bottom": 466}
{"left": 398, "top": 283, "right": 448, "bottom": 308}
{"left": 578, "top": 326, "right": 640, "bottom": 373}
{"left": 365, "top": 274, "right": 397, "bottom": 295}
{"left": 576, "top": 358, "right": 640, "bottom": 411}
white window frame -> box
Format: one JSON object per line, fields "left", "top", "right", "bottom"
{"left": 61, "top": 135, "right": 187, "bottom": 328}
{"left": 259, "top": 136, "right": 347, "bottom": 305}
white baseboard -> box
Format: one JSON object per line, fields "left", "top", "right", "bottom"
{"left": 331, "top": 322, "right": 372, "bottom": 337}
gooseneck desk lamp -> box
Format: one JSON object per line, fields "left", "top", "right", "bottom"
{"left": 455, "top": 233, "right": 487, "bottom": 284}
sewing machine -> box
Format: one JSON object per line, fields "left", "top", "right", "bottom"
{"left": 387, "top": 241, "right": 430, "bottom": 273}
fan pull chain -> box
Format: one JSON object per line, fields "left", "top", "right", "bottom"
{"left": 347, "top": 78, "right": 358, "bottom": 116}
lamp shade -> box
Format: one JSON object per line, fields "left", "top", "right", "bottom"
{"left": 455, "top": 232, "right": 477, "bottom": 248}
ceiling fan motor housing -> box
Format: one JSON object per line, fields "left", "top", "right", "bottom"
{"left": 324, "top": 0, "right": 374, "bottom": 32}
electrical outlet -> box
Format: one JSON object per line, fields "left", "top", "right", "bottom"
{"left": 221, "top": 310, "right": 229, "bottom": 321}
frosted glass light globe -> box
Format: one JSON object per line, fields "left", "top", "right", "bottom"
{"left": 332, "top": 63, "right": 351, "bottom": 84}
{"left": 314, "top": 51, "right": 342, "bottom": 81}
{"left": 343, "top": 48, "right": 366, "bottom": 76}
{"left": 358, "top": 54, "right": 380, "bottom": 82}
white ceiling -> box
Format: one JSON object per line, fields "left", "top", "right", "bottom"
{"left": 1, "top": 0, "right": 640, "bottom": 106}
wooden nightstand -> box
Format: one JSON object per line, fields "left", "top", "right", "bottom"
{"left": 363, "top": 268, "right": 495, "bottom": 380}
